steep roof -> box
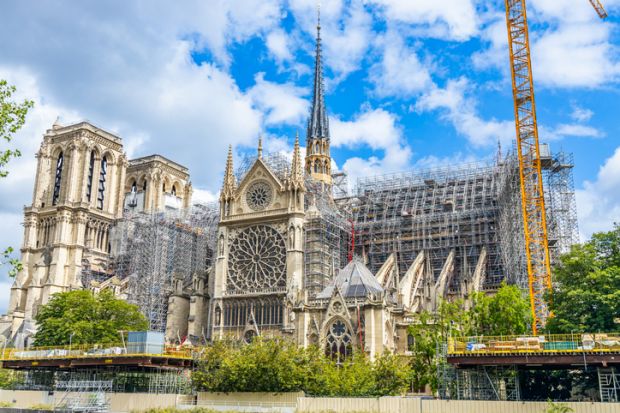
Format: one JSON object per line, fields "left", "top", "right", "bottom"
{"left": 316, "top": 259, "right": 384, "bottom": 299}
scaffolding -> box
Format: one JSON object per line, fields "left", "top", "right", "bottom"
{"left": 304, "top": 179, "right": 351, "bottom": 297}
{"left": 350, "top": 160, "right": 504, "bottom": 291}
{"left": 598, "top": 368, "right": 620, "bottom": 403}
{"left": 344, "top": 146, "right": 577, "bottom": 294}
{"left": 106, "top": 204, "right": 219, "bottom": 332}
{"left": 54, "top": 378, "right": 112, "bottom": 412}
{"left": 19, "top": 367, "right": 191, "bottom": 395}
{"left": 455, "top": 365, "right": 520, "bottom": 401}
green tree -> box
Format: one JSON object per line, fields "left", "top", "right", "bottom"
{"left": 546, "top": 224, "right": 620, "bottom": 333}
{"left": 33, "top": 290, "right": 148, "bottom": 346}
{"left": 0, "top": 79, "right": 33, "bottom": 178}
{"left": 468, "top": 283, "right": 531, "bottom": 336}
{"left": 1, "top": 79, "right": 34, "bottom": 278}
{"left": 0, "top": 368, "right": 23, "bottom": 390}
{"left": 407, "top": 300, "right": 465, "bottom": 392}
{"left": 371, "top": 351, "right": 410, "bottom": 396}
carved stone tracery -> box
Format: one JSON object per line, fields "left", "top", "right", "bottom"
{"left": 227, "top": 225, "right": 286, "bottom": 294}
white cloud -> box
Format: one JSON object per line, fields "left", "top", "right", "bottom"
{"left": 331, "top": 108, "right": 412, "bottom": 185}
{"left": 571, "top": 104, "right": 594, "bottom": 122}
{"left": 266, "top": 29, "right": 293, "bottom": 62}
{"left": 191, "top": 188, "right": 218, "bottom": 204}
{"left": 369, "top": 29, "right": 434, "bottom": 98}
{"left": 415, "top": 77, "right": 515, "bottom": 147}
{"left": 247, "top": 73, "right": 309, "bottom": 126}
{"left": 548, "top": 124, "right": 603, "bottom": 139}
{"left": 289, "top": 0, "right": 373, "bottom": 81}
{"left": 369, "top": 0, "right": 479, "bottom": 40}
{"left": 473, "top": 1, "right": 620, "bottom": 88}
{"left": 576, "top": 146, "right": 620, "bottom": 239}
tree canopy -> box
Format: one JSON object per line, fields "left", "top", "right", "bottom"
{"left": 33, "top": 290, "right": 148, "bottom": 346}
{"left": 546, "top": 224, "right": 620, "bottom": 333}
{"left": 192, "top": 337, "right": 410, "bottom": 397}
{"left": 407, "top": 282, "right": 531, "bottom": 391}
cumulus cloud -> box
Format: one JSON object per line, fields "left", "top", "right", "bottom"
{"left": 473, "top": 0, "right": 620, "bottom": 88}
{"left": 330, "top": 108, "right": 412, "bottom": 186}
{"left": 289, "top": 0, "right": 374, "bottom": 82}
{"left": 247, "top": 73, "right": 309, "bottom": 126}
{"left": 369, "top": 29, "right": 434, "bottom": 98}
{"left": 415, "top": 77, "right": 515, "bottom": 147}
{"left": 576, "top": 146, "right": 620, "bottom": 239}
{"left": 570, "top": 104, "right": 594, "bottom": 122}
{"left": 368, "top": 0, "right": 479, "bottom": 40}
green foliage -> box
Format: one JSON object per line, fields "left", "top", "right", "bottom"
{"left": 1, "top": 79, "right": 33, "bottom": 278}
{"left": 545, "top": 400, "right": 574, "bottom": 413}
{"left": 0, "top": 368, "right": 23, "bottom": 389}
{"left": 1, "top": 246, "right": 23, "bottom": 278}
{"left": 547, "top": 224, "right": 620, "bottom": 333}
{"left": 28, "top": 403, "right": 53, "bottom": 410}
{"left": 193, "top": 338, "right": 410, "bottom": 397}
{"left": 469, "top": 283, "right": 531, "bottom": 336}
{"left": 407, "top": 283, "right": 531, "bottom": 392}
{"left": 33, "top": 290, "right": 148, "bottom": 346}
{"left": 0, "top": 401, "right": 14, "bottom": 407}
{"left": 0, "top": 79, "right": 33, "bottom": 178}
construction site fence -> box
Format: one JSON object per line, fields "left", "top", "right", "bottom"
{"left": 448, "top": 332, "right": 620, "bottom": 355}
{"left": 0, "top": 343, "right": 192, "bottom": 361}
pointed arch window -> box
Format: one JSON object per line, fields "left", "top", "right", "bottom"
{"left": 97, "top": 156, "right": 107, "bottom": 210}
{"left": 52, "top": 152, "right": 64, "bottom": 205}
{"left": 326, "top": 319, "right": 353, "bottom": 365}
{"left": 171, "top": 185, "right": 177, "bottom": 196}
{"left": 86, "top": 151, "right": 95, "bottom": 201}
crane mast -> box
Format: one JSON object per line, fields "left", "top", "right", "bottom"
{"left": 589, "top": 0, "right": 608, "bottom": 18}
{"left": 503, "top": 0, "right": 607, "bottom": 334}
{"left": 503, "top": 0, "right": 552, "bottom": 334}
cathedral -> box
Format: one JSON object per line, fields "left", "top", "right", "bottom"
{"left": 0, "top": 17, "right": 579, "bottom": 358}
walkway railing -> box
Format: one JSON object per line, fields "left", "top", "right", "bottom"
{"left": 0, "top": 342, "right": 193, "bottom": 361}
{"left": 448, "top": 333, "right": 620, "bottom": 356}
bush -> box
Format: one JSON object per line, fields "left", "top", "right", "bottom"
{"left": 192, "top": 338, "right": 410, "bottom": 397}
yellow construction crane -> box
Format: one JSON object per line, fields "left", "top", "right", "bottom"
{"left": 503, "top": 0, "right": 607, "bottom": 334}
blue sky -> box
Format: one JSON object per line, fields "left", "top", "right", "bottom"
{"left": 0, "top": 0, "right": 619, "bottom": 311}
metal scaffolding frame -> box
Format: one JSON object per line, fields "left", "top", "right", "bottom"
{"left": 304, "top": 179, "right": 351, "bottom": 297}
{"left": 19, "top": 367, "right": 191, "bottom": 395}
{"left": 598, "top": 368, "right": 620, "bottom": 403}
{"left": 106, "top": 204, "right": 219, "bottom": 332}
{"left": 455, "top": 365, "right": 520, "bottom": 401}
{"left": 344, "top": 147, "right": 577, "bottom": 294}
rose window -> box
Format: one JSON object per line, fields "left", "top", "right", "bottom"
{"left": 246, "top": 181, "right": 273, "bottom": 211}
{"left": 227, "top": 225, "right": 286, "bottom": 293}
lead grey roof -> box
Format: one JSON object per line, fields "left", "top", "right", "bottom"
{"left": 316, "top": 259, "right": 384, "bottom": 299}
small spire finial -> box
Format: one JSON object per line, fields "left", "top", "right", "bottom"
{"left": 258, "top": 135, "right": 263, "bottom": 159}
{"left": 221, "top": 144, "right": 236, "bottom": 201}
{"left": 317, "top": 0, "right": 321, "bottom": 30}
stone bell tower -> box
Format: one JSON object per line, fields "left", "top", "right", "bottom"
{"left": 2, "top": 121, "right": 126, "bottom": 344}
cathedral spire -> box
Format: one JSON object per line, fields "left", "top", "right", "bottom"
{"left": 307, "top": 4, "right": 329, "bottom": 141}
{"left": 258, "top": 135, "right": 263, "bottom": 159}
{"left": 221, "top": 145, "right": 235, "bottom": 201}
{"left": 304, "top": 3, "right": 333, "bottom": 189}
